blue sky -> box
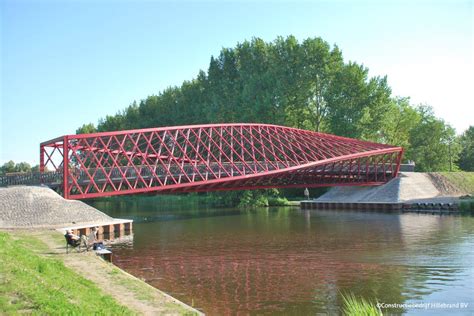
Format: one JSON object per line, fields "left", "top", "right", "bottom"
{"left": 1, "top": 0, "right": 472, "bottom": 165}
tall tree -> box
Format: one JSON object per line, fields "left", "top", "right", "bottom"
{"left": 407, "top": 105, "right": 459, "bottom": 171}
{"left": 380, "top": 97, "right": 421, "bottom": 149}
{"left": 325, "top": 62, "right": 392, "bottom": 140}
{"left": 458, "top": 126, "right": 474, "bottom": 171}
{"left": 299, "top": 38, "right": 343, "bottom": 132}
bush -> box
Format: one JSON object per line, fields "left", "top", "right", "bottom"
{"left": 459, "top": 199, "right": 474, "bottom": 214}
{"left": 268, "top": 197, "right": 290, "bottom": 206}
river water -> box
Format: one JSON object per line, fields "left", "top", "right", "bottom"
{"left": 88, "top": 198, "right": 474, "bottom": 315}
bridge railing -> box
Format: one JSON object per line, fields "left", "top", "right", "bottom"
{"left": 66, "top": 161, "right": 394, "bottom": 181}
{"left": 0, "top": 161, "right": 398, "bottom": 188}
{"left": 0, "top": 171, "right": 63, "bottom": 187}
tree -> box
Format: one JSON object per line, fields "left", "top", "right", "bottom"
{"left": 0, "top": 160, "right": 33, "bottom": 175}
{"left": 406, "top": 106, "right": 460, "bottom": 171}
{"left": 325, "top": 62, "right": 392, "bottom": 140}
{"left": 380, "top": 97, "right": 421, "bottom": 149}
{"left": 458, "top": 126, "right": 474, "bottom": 171}
{"left": 15, "top": 162, "right": 32, "bottom": 173}
{"left": 299, "top": 38, "right": 343, "bottom": 132}
{"left": 76, "top": 123, "right": 97, "bottom": 134}
{"left": 0, "top": 160, "right": 16, "bottom": 174}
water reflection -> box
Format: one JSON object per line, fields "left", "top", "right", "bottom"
{"left": 88, "top": 199, "right": 474, "bottom": 315}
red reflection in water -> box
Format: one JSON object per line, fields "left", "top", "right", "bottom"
{"left": 118, "top": 251, "right": 391, "bottom": 315}
{"left": 111, "top": 210, "right": 416, "bottom": 315}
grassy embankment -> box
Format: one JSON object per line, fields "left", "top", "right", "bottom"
{"left": 0, "top": 231, "right": 130, "bottom": 314}
{"left": 0, "top": 231, "right": 198, "bottom": 315}
{"left": 436, "top": 171, "right": 474, "bottom": 194}
{"left": 436, "top": 172, "right": 474, "bottom": 213}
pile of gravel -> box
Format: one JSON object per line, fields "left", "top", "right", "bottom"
{"left": 316, "top": 177, "right": 402, "bottom": 203}
{"left": 0, "top": 186, "right": 113, "bottom": 228}
{"left": 315, "top": 172, "right": 450, "bottom": 203}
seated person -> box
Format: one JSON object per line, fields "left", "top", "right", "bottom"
{"left": 65, "top": 229, "right": 89, "bottom": 250}
{"left": 88, "top": 227, "right": 105, "bottom": 250}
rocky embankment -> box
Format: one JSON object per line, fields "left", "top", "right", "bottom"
{"left": 0, "top": 186, "right": 112, "bottom": 228}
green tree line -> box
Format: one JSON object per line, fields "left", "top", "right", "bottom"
{"left": 77, "top": 36, "right": 471, "bottom": 173}
{"left": 0, "top": 161, "right": 39, "bottom": 175}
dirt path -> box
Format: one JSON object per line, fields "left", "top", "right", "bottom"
{"left": 19, "top": 229, "right": 202, "bottom": 315}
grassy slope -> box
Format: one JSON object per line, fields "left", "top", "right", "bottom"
{"left": 437, "top": 172, "right": 474, "bottom": 194}
{"left": 0, "top": 231, "right": 132, "bottom": 315}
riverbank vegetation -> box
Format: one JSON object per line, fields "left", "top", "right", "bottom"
{"left": 436, "top": 172, "right": 474, "bottom": 195}
{"left": 459, "top": 198, "right": 474, "bottom": 214}
{"left": 0, "top": 231, "right": 131, "bottom": 315}
{"left": 200, "top": 189, "right": 291, "bottom": 207}
{"left": 87, "top": 189, "right": 292, "bottom": 208}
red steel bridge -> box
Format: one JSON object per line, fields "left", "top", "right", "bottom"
{"left": 2, "top": 124, "right": 403, "bottom": 199}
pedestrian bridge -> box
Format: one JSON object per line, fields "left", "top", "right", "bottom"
{"left": 2, "top": 123, "right": 403, "bottom": 199}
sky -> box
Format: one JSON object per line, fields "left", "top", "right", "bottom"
{"left": 1, "top": 0, "right": 473, "bottom": 165}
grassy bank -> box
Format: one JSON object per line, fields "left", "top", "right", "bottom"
{"left": 0, "top": 231, "right": 131, "bottom": 314}
{"left": 436, "top": 172, "right": 474, "bottom": 194}
{"left": 433, "top": 172, "right": 474, "bottom": 214}
{"left": 0, "top": 230, "right": 200, "bottom": 315}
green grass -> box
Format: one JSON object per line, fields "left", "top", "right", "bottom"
{"left": 341, "top": 293, "right": 382, "bottom": 316}
{"left": 0, "top": 231, "right": 133, "bottom": 315}
{"left": 437, "top": 172, "right": 474, "bottom": 194}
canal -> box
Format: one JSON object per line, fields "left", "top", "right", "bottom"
{"left": 88, "top": 197, "right": 474, "bottom": 315}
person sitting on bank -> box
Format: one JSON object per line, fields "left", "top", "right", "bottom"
{"left": 89, "top": 227, "right": 105, "bottom": 250}
{"left": 88, "top": 226, "right": 99, "bottom": 243}
{"left": 65, "top": 229, "right": 89, "bottom": 250}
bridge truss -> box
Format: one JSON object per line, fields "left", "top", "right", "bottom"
{"left": 39, "top": 123, "right": 403, "bottom": 199}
